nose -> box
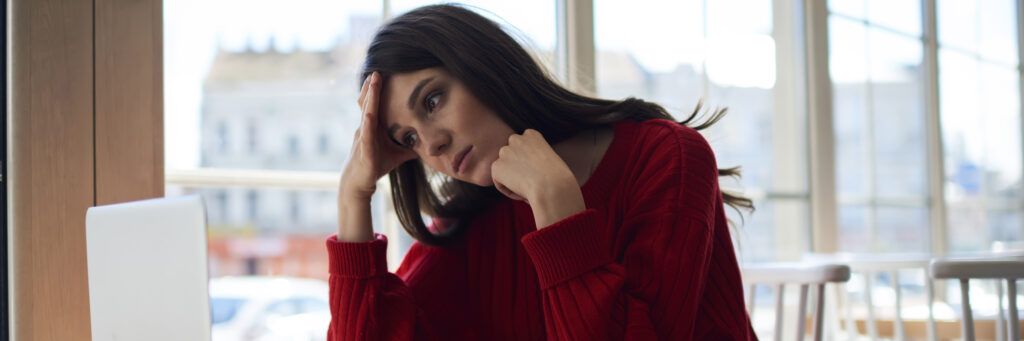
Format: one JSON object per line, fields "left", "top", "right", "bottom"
{"left": 422, "top": 129, "right": 451, "bottom": 157}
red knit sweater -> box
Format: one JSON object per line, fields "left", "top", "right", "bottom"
{"left": 325, "top": 118, "right": 757, "bottom": 340}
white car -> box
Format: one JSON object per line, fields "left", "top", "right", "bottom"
{"left": 210, "top": 276, "right": 331, "bottom": 341}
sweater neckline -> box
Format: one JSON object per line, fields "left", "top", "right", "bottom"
{"left": 579, "top": 120, "right": 635, "bottom": 204}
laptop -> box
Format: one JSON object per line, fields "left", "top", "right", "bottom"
{"left": 85, "top": 195, "right": 212, "bottom": 341}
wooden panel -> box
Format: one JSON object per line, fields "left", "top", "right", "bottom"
{"left": 12, "top": 0, "right": 95, "bottom": 339}
{"left": 95, "top": 0, "right": 164, "bottom": 204}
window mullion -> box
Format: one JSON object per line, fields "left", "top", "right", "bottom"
{"left": 1016, "top": 0, "right": 1024, "bottom": 241}
{"left": 922, "top": 0, "right": 948, "bottom": 257}
{"left": 804, "top": 0, "right": 839, "bottom": 253}
{"left": 558, "top": 0, "right": 595, "bottom": 95}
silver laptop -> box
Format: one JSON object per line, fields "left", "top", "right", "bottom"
{"left": 86, "top": 195, "right": 212, "bottom": 341}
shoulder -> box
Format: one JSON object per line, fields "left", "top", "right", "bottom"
{"left": 621, "top": 118, "right": 717, "bottom": 170}
{"left": 614, "top": 118, "right": 720, "bottom": 217}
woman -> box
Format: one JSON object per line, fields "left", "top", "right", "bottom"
{"left": 330, "top": 4, "right": 757, "bottom": 340}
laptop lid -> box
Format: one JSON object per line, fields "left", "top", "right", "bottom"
{"left": 85, "top": 195, "right": 211, "bottom": 341}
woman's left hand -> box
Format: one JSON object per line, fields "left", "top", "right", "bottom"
{"left": 490, "top": 129, "right": 586, "bottom": 229}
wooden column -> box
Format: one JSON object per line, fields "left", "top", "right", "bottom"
{"left": 11, "top": 0, "right": 163, "bottom": 339}
{"left": 95, "top": 0, "right": 164, "bottom": 204}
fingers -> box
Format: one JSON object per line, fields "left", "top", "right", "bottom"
{"left": 363, "top": 72, "right": 380, "bottom": 142}
{"left": 356, "top": 73, "right": 372, "bottom": 106}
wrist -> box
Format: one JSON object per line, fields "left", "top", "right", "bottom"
{"left": 339, "top": 182, "right": 375, "bottom": 202}
{"left": 530, "top": 181, "right": 585, "bottom": 229}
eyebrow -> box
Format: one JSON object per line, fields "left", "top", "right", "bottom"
{"left": 387, "top": 76, "right": 436, "bottom": 145}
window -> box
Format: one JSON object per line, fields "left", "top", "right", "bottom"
{"left": 828, "top": 0, "right": 931, "bottom": 253}
{"left": 938, "top": 0, "right": 1023, "bottom": 252}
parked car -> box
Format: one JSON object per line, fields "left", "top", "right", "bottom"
{"left": 210, "top": 276, "right": 330, "bottom": 341}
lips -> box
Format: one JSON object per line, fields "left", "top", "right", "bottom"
{"left": 452, "top": 146, "right": 472, "bottom": 175}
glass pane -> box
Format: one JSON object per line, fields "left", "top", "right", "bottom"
{"left": 866, "top": 0, "right": 921, "bottom": 36}
{"left": 733, "top": 199, "right": 809, "bottom": 262}
{"left": 707, "top": 0, "right": 772, "bottom": 35}
{"left": 166, "top": 1, "right": 382, "bottom": 172}
{"left": 594, "top": 0, "right": 705, "bottom": 110}
{"left": 390, "top": 1, "right": 558, "bottom": 73}
{"left": 875, "top": 206, "right": 929, "bottom": 252}
{"left": 838, "top": 205, "right": 869, "bottom": 252}
{"left": 167, "top": 184, "right": 411, "bottom": 278}
{"left": 829, "top": 0, "right": 866, "bottom": 19}
{"left": 937, "top": 0, "right": 979, "bottom": 53}
{"left": 941, "top": 49, "right": 1024, "bottom": 253}
{"left": 979, "top": 63, "right": 1022, "bottom": 197}
{"left": 947, "top": 202, "right": 989, "bottom": 253}
{"left": 939, "top": 0, "right": 1018, "bottom": 65}
{"left": 978, "top": 0, "right": 1018, "bottom": 65}
{"left": 868, "top": 28, "right": 926, "bottom": 198}
{"left": 704, "top": 0, "right": 777, "bottom": 192}
{"left": 830, "top": 17, "right": 870, "bottom": 83}
{"left": 988, "top": 209, "right": 1024, "bottom": 243}
{"left": 831, "top": 17, "right": 869, "bottom": 197}
{"left": 939, "top": 49, "right": 984, "bottom": 199}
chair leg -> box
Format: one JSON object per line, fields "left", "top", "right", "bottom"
{"left": 996, "top": 280, "right": 1005, "bottom": 341}
{"left": 813, "top": 284, "right": 826, "bottom": 341}
{"left": 1007, "top": 279, "right": 1019, "bottom": 341}
{"left": 960, "top": 278, "right": 975, "bottom": 341}
{"left": 776, "top": 284, "right": 786, "bottom": 341}
{"left": 798, "top": 284, "right": 809, "bottom": 341}
{"left": 841, "top": 283, "right": 856, "bottom": 341}
{"left": 892, "top": 270, "right": 904, "bottom": 341}
{"left": 865, "top": 272, "right": 879, "bottom": 340}
{"left": 926, "top": 271, "right": 937, "bottom": 341}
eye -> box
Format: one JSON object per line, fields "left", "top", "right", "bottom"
{"left": 424, "top": 91, "right": 442, "bottom": 113}
{"left": 401, "top": 131, "right": 419, "bottom": 148}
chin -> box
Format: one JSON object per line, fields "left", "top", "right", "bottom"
{"left": 463, "top": 170, "right": 494, "bottom": 187}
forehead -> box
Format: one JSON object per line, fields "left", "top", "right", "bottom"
{"left": 381, "top": 68, "right": 446, "bottom": 125}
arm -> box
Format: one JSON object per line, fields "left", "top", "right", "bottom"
{"left": 520, "top": 126, "right": 750, "bottom": 340}
{"left": 326, "top": 222, "right": 474, "bottom": 340}
{"left": 326, "top": 234, "right": 416, "bottom": 340}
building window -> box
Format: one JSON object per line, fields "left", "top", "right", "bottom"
{"left": 287, "top": 135, "right": 300, "bottom": 158}
{"left": 318, "top": 133, "right": 329, "bottom": 155}
{"left": 246, "top": 121, "right": 259, "bottom": 154}
{"left": 217, "top": 121, "right": 229, "bottom": 154}
{"left": 246, "top": 190, "right": 259, "bottom": 222}
{"left": 289, "top": 191, "right": 301, "bottom": 224}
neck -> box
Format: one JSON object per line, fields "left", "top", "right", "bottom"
{"left": 551, "top": 127, "right": 614, "bottom": 186}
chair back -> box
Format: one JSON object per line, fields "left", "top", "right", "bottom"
{"left": 929, "top": 258, "right": 1024, "bottom": 341}
{"left": 744, "top": 263, "right": 851, "bottom": 341}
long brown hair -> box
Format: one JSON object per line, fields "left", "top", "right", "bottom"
{"left": 360, "top": 4, "right": 753, "bottom": 246}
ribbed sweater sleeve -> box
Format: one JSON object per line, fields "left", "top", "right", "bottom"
{"left": 325, "top": 233, "right": 417, "bottom": 340}
{"left": 520, "top": 124, "right": 745, "bottom": 340}
{"left": 325, "top": 231, "right": 474, "bottom": 341}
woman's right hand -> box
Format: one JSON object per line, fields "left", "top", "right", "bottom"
{"left": 340, "top": 71, "right": 418, "bottom": 200}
